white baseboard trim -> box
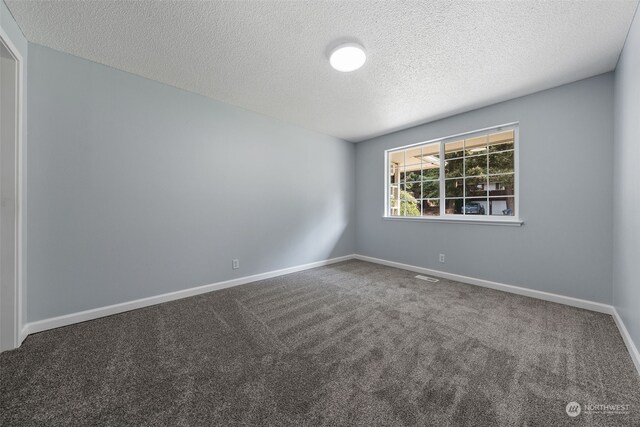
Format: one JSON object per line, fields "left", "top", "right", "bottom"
{"left": 19, "top": 326, "right": 28, "bottom": 344}
{"left": 22, "top": 254, "right": 356, "bottom": 337}
{"left": 611, "top": 308, "right": 640, "bottom": 375}
{"left": 354, "top": 254, "right": 613, "bottom": 314}
{"left": 354, "top": 254, "right": 640, "bottom": 376}
{"left": 19, "top": 252, "right": 640, "bottom": 377}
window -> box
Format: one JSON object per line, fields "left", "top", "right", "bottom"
{"left": 386, "top": 124, "right": 518, "bottom": 222}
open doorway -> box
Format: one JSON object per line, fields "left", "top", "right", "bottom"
{"left": 0, "top": 29, "right": 22, "bottom": 352}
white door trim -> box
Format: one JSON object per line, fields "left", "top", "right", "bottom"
{"left": 0, "top": 26, "right": 23, "bottom": 352}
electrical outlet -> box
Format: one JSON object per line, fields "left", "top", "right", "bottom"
{"left": 439, "top": 254, "right": 445, "bottom": 263}
{"left": 232, "top": 259, "right": 240, "bottom": 270}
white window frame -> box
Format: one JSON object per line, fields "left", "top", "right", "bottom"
{"left": 384, "top": 123, "right": 522, "bottom": 226}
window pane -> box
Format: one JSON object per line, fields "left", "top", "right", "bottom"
{"left": 420, "top": 143, "right": 441, "bottom": 179}
{"left": 405, "top": 146, "right": 422, "bottom": 167}
{"left": 445, "top": 178, "right": 463, "bottom": 198}
{"left": 488, "top": 150, "right": 514, "bottom": 175}
{"left": 465, "top": 176, "right": 487, "bottom": 197}
{"left": 465, "top": 135, "right": 487, "bottom": 156}
{"left": 388, "top": 151, "right": 404, "bottom": 203}
{"left": 389, "top": 161, "right": 401, "bottom": 186}
{"left": 388, "top": 179, "right": 400, "bottom": 216}
{"left": 403, "top": 166, "right": 422, "bottom": 182}
{"left": 421, "top": 142, "right": 440, "bottom": 160}
{"left": 444, "top": 139, "right": 464, "bottom": 159}
{"left": 404, "top": 181, "right": 421, "bottom": 199}
{"left": 463, "top": 198, "right": 487, "bottom": 216}
{"left": 422, "top": 165, "right": 439, "bottom": 180}
{"left": 445, "top": 198, "right": 464, "bottom": 215}
{"left": 488, "top": 130, "right": 514, "bottom": 152}
{"left": 422, "top": 180, "right": 439, "bottom": 199}
{"left": 389, "top": 150, "right": 404, "bottom": 163}
{"left": 465, "top": 154, "right": 487, "bottom": 176}
{"left": 400, "top": 190, "right": 421, "bottom": 216}
{"left": 488, "top": 174, "right": 514, "bottom": 197}
{"left": 389, "top": 196, "right": 399, "bottom": 216}
{"left": 489, "top": 197, "right": 515, "bottom": 216}
{"left": 445, "top": 158, "right": 464, "bottom": 178}
{"left": 421, "top": 199, "right": 440, "bottom": 216}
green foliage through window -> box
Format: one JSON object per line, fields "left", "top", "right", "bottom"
{"left": 389, "top": 190, "right": 421, "bottom": 216}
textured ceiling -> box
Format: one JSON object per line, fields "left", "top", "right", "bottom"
{"left": 6, "top": 0, "right": 639, "bottom": 142}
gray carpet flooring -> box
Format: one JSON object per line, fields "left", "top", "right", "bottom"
{"left": 1, "top": 260, "right": 639, "bottom": 426}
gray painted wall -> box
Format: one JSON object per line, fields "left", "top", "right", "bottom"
{"left": 613, "top": 8, "right": 640, "bottom": 353}
{"left": 355, "top": 74, "right": 614, "bottom": 304}
{"left": 27, "top": 44, "right": 355, "bottom": 322}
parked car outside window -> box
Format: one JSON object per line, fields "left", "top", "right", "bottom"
{"left": 464, "top": 202, "right": 485, "bottom": 215}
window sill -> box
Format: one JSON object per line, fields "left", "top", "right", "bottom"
{"left": 382, "top": 216, "right": 524, "bottom": 226}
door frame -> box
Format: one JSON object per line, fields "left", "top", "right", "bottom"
{"left": 0, "top": 26, "right": 23, "bottom": 352}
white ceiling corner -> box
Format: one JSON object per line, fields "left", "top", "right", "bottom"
{"left": 5, "top": 0, "right": 639, "bottom": 142}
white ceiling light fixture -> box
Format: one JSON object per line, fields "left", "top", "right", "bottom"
{"left": 329, "top": 43, "right": 366, "bottom": 72}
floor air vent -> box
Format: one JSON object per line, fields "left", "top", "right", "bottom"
{"left": 415, "top": 275, "right": 439, "bottom": 283}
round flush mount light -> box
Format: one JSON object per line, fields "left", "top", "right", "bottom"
{"left": 329, "top": 43, "right": 366, "bottom": 72}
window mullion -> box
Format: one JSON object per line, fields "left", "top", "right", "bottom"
{"left": 420, "top": 145, "right": 423, "bottom": 217}
{"left": 401, "top": 150, "right": 405, "bottom": 216}
{"left": 462, "top": 141, "right": 466, "bottom": 216}
{"left": 439, "top": 141, "right": 445, "bottom": 216}
{"left": 486, "top": 145, "right": 489, "bottom": 215}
